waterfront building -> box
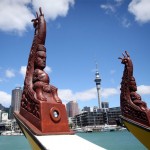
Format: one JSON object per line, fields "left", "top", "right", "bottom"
{"left": 82, "top": 106, "right": 90, "bottom": 112}
{"left": 66, "top": 100, "right": 79, "bottom": 117}
{"left": 107, "top": 107, "right": 121, "bottom": 125}
{"left": 1, "top": 112, "right": 8, "bottom": 121}
{"left": 74, "top": 111, "right": 104, "bottom": 127}
{"left": 82, "top": 106, "right": 93, "bottom": 112}
{"left": 73, "top": 106, "right": 121, "bottom": 127}
{"left": 93, "top": 106, "right": 99, "bottom": 112}
{"left": 101, "top": 101, "right": 109, "bottom": 109}
{"left": 0, "top": 104, "right": 11, "bottom": 119}
{"left": 10, "top": 87, "right": 22, "bottom": 119}
{"left": 0, "top": 110, "right": 9, "bottom": 122}
{"left": 101, "top": 101, "right": 109, "bottom": 124}
{"left": 0, "top": 110, "right": 11, "bottom": 132}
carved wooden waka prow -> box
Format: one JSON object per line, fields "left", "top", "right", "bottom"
{"left": 119, "top": 51, "right": 150, "bottom": 127}
{"left": 14, "top": 7, "right": 72, "bottom": 135}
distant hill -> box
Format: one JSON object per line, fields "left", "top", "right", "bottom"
{"left": 0, "top": 104, "right": 5, "bottom": 110}
{"left": 0, "top": 104, "right": 9, "bottom": 112}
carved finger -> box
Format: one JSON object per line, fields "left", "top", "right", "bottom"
{"left": 36, "top": 12, "right": 39, "bottom": 18}
{"left": 122, "top": 52, "right": 125, "bottom": 57}
{"left": 39, "top": 7, "right": 43, "bottom": 16}
{"left": 125, "top": 51, "right": 130, "bottom": 57}
{"left": 118, "top": 57, "right": 122, "bottom": 60}
{"left": 31, "top": 18, "right": 36, "bottom": 22}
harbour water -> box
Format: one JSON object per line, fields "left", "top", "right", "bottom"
{"left": 0, "top": 130, "right": 146, "bottom": 150}
{"left": 77, "top": 130, "right": 146, "bottom": 150}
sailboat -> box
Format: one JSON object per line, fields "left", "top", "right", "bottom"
{"left": 119, "top": 51, "right": 150, "bottom": 149}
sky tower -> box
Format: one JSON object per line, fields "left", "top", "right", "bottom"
{"left": 94, "top": 64, "right": 101, "bottom": 109}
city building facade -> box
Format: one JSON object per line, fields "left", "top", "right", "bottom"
{"left": 107, "top": 107, "right": 121, "bottom": 125}
{"left": 66, "top": 100, "right": 79, "bottom": 117}
{"left": 74, "top": 111, "right": 104, "bottom": 127}
{"left": 73, "top": 106, "right": 121, "bottom": 127}
{"left": 82, "top": 106, "right": 93, "bottom": 112}
{"left": 101, "top": 101, "right": 109, "bottom": 109}
{"left": 10, "top": 87, "right": 22, "bottom": 119}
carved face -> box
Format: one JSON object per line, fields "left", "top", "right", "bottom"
{"left": 121, "top": 58, "right": 128, "bottom": 64}
{"left": 130, "top": 92, "right": 141, "bottom": 101}
{"left": 35, "top": 51, "right": 46, "bottom": 69}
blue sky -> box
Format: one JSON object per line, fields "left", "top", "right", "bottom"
{"left": 0, "top": 0, "right": 150, "bottom": 110}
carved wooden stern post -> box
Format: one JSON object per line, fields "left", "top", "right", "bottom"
{"left": 14, "top": 8, "right": 73, "bottom": 135}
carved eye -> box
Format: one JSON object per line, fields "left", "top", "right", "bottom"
{"left": 53, "top": 110, "right": 59, "bottom": 118}
{"left": 50, "top": 107, "right": 61, "bottom": 122}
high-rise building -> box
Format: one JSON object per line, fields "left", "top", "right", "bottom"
{"left": 66, "top": 100, "right": 79, "bottom": 117}
{"left": 94, "top": 64, "right": 101, "bottom": 109}
{"left": 82, "top": 106, "right": 92, "bottom": 112}
{"left": 10, "top": 87, "right": 22, "bottom": 119}
{"left": 101, "top": 101, "right": 109, "bottom": 109}
{"left": 101, "top": 101, "right": 109, "bottom": 124}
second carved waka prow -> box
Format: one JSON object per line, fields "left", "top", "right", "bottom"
{"left": 119, "top": 51, "right": 150, "bottom": 127}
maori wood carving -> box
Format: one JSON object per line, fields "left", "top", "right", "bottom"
{"left": 19, "top": 8, "right": 72, "bottom": 135}
{"left": 119, "top": 51, "right": 150, "bottom": 127}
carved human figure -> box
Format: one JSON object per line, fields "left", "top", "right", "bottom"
{"left": 130, "top": 92, "right": 147, "bottom": 111}
{"left": 33, "top": 44, "right": 61, "bottom": 103}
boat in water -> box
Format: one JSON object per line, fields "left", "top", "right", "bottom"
{"left": 101, "top": 125, "right": 117, "bottom": 132}
{"left": 119, "top": 51, "right": 150, "bottom": 149}
{"left": 72, "top": 127, "right": 84, "bottom": 133}
{"left": 1, "top": 130, "right": 23, "bottom": 136}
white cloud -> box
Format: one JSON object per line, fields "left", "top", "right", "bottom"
{"left": 5, "top": 69, "right": 15, "bottom": 78}
{"left": 128, "top": 0, "right": 150, "bottom": 23}
{"left": 122, "top": 17, "right": 131, "bottom": 28}
{"left": 0, "top": 0, "right": 34, "bottom": 34}
{"left": 44, "top": 66, "right": 52, "bottom": 73}
{"left": 100, "top": 1, "right": 131, "bottom": 28}
{"left": 137, "top": 85, "right": 150, "bottom": 95}
{"left": 13, "top": 83, "right": 146, "bottom": 104}
{"left": 101, "top": 88, "right": 119, "bottom": 98}
{"left": 100, "top": 0, "right": 124, "bottom": 14}
{"left": 58, "top": 89, "right": 74, "bottom": 101}
{"left": 58, "top": 87, "right": 119, "bottom": 103}
{"left": 20, "top": 66, "right": 27, "bottom": 78}
{"left": 74, "top": 88, "right": 97, "bottom": 101}
{"left": 100, "top": 4, "right": 116, "bottom": 13}
{"left": 0, "top": 0, "right": 75, "bottom": 34}
{"left": 0, "top": 91, "right": 11, "bottom": 107}
{"left": 32, "top": 0, "right": 75, "bottom": 20}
